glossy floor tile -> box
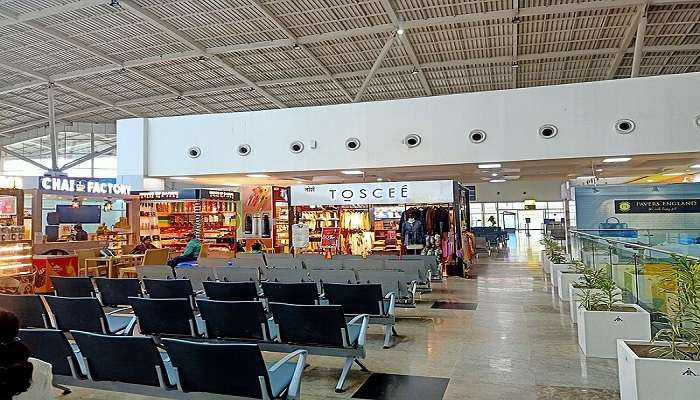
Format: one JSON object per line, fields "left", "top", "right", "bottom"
{"left": 61, "top": 232, "right": 622, "bottom": 400}
{"left": 351, "top": 373, "right": 449, "bottom": 400}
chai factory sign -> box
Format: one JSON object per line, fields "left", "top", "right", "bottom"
{"left": 40, "top": 177, "right": 131, "bottom": 196}
{"left": 290, "top": 180, "right": 454, "bottom": 206}
{"left": 615, "top": 199, "right": 700, "bottom": 214}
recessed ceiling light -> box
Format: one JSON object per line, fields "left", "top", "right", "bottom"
{"left": 377, "top": 178, "right": 384, "bottom": 181}
{"left": 602, "top": 157, "right": 631, "bottom": 163}
{"left": 341, "top": 170, "right": 364, "bottom": 175}
{"left": 662, "top": 172, "right": 685, "bottom": 176}
{"left": 478, "top": 163, "right": 502, "bottom": 169}
{"left": 171, "top": 177, "right": 193, "bottom": 181}
{"left": 691, "top": 164, "right": 700, "bottom": 169}
{"left": 396, "top": 28, "right": 405, "bottom": 35}
{"left": 491, "top": 173, "right": 498, "bottom": 177}
{"left": 577, "top": 176, "right": 596, "bottom": 179}
{"left": 489, "top": 179, "right": 506, "bottom": 183}
{"left": 646, "top": 179, "right": 654, "bottom": 183}
{"left": 595, "top": 168, "right": 603, "bottom": 172}
{"left": 246, "top": 174, "right": 270, "bottom": 178}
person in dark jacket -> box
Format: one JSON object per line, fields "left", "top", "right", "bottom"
{"left": 131, "top": 236, "right": 156, "bottom": 254}
{"left": 74, "top": 224, "right": 88, "bottom": 241}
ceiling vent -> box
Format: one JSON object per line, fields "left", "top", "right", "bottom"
{"left": 187, "top": 146, "right": 201, "bottom": 158}
{"left": 469, "top": 129, "right": 487, "bottom": 144}
{"left": 236, "top": 144, "right": 251, "bottom": 156}
{"left": 345, "top": 137, "right": 361, "bottom": 151}
{"left": 538, "top": 124, "right": 558, "bottom": 139}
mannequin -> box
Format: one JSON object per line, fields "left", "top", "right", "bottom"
{"left": 401, "top": 213, "right": 425, "bottom": 246}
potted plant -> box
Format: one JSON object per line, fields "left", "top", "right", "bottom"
{"left": 577, "top": 273, "right": 650, "bottom": 358}
{"left": 549, "top": 251, "right": 572, "bottom": 287}
{"left": 540, "top": 236, "right": 556, "bottom": 272}
{"left": 617, "top": 256, "right": 700, "bottom": 399}
{"left": 557, "top": 260, "right": 585, "bottom": 300}
{"left": 569, "top": 266, "right": 622, "bottom": 323}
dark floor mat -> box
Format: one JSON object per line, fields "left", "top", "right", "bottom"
{"left": 352, "top": 373, "right": 449, "bottom": 400}
{"left": 431, "top": 301, "right": 478, "bottom": 310}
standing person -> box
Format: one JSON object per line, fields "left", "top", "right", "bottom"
{"left": 168, "top": 232, "right": 201, "bottom": 267}
{"left": 131, "top": 236, "right": 156, "bottom": 254}
{"left": 73, "top": 224, "right": 88, "bottom": 241}
{"left": 0, "top": 309, "right": 41, "bottom": 400}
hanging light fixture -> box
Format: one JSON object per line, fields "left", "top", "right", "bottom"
{"left": 71, "top": 196, "right": 81, "bottom": 208}
{"left": 103, "top": 199, "right": 113, "bottom": 212}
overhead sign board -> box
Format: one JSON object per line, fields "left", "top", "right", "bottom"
{"left": 40, "top": 177, "right": 131, "bottom": 196}
{"left": 138, "top": 191, "right": 180, "bottom": 200}
{"left": 290, "top": 180, "right": 454, "bottom": 206}
{"left": 615, "top": 199, "right": 700, "bottom": 214}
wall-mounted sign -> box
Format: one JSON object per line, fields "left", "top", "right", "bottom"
{"left": 465, "top": 185, "right": 477, "bottom": 201}
{"left": 200, "top": 189, "right": 240, "bottom": 200}
{"left": 40, "top": 177, "right": 131, "bottom": 195}
{"left": 524, "top": 199, "right": 537, "bottom": 210}
{"left": 290, "top": 180, "right": 454, "bottom": 206}
{"left": 320, "top": 227, "right": 340, "bottom": 248}
{"left": 615, "top": 199, "right": 700, "bottom": 214}
{"left": 138, "top": 191, "right": 180, "bottom": 200}
{"left": 0, "top": 176, "right": 23, "bottom": 189}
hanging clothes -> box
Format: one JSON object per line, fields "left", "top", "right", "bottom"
{"left": 401, "top": 219, "right": 425, "bottom": 245}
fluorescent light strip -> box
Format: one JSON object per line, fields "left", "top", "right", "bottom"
{"left": 246, "top": 174, "right": 270, "bottom": 178}
{"left": 478, "top": 163, "right": 502, "bottom": 169}
{"left": 170, "top": 177, "right": 193, "bottom": 181}
{"left": 602, "top": 157, "right": 631, "bottom": 163}
{"left": 341, "top": 170, "right": 364, "bottom": 175}
{"left": 690, "top": 164, "right": 700, "bottom": 169}
{"left": 489, "top": 179, "right": 506, "bottom": 183}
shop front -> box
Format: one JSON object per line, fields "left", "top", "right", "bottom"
{"left": 289, "top": 180, "right": 470, "bottom": 266}
{"left": 137, "top": 189, "right": 240, "bottom": 256}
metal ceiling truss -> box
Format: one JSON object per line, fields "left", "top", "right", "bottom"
{"left": 0, "top": 0, "right": 696, "bottom": 142}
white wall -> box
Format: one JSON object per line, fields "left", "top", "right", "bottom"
{"left": 117, "top": 72, "right": 700, "bottom": 178}
{"left": 471, "top": 180, "right": 564, "bottom": 202}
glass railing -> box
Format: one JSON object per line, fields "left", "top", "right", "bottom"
{"left": 569, "top": 229, "right": 700, "bottom": 321}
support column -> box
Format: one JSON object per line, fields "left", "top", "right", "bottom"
{"left": 631, "top": 6, "right": 648, "bottom": 78}
{"left": 47, "top": 83, "right": 59, "bottom": 171}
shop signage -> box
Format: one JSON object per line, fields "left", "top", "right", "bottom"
{"left": 0, "top": 176, "right": 23, "bottom": 189}
{"left": 615, "top": 199, "right": 700, "bottom": 214}
{"left": 320, "top": 227, "right": 340, "bottom": 248}
{"left": 138, "top": 191, "right": 179, "bottom": 200}
{"left": 39, "top": 177, "right": 131, "bottom": 195}
{"left": 290, "top": 180, "right": 454, "bottom": 206}
{"left": 291, "top": 223, "right": 310, "bottom": 249}
{"left": 200, "top": 189, "right": 240, "bottom": 200}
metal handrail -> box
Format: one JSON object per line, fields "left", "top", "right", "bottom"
{"left": 570, "top": 229, "right": 700, "bottom": 261}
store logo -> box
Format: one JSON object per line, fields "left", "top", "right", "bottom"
{"left": 40, "top": 177, "right": 131, "bottom": 195}
{"left": 304, "top": 186, "right": 316, "bottom": 192}
{"left": 613, "top": 316, "right": 624, "bottom": 322}
{"left": 682, "top": 368, "right": 697, "bottom": 376}
{"left": 618, "top": 201, "right": 631, "bottom": 212}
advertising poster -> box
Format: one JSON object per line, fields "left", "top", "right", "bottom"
{"left": 320, "top": 227, "right": 340, "bottom": 248}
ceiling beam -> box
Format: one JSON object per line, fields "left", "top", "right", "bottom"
{"left": 511, "top": 0, "right": 520, "bottom": 89}
{"left": 247, "top": 0, "right": 353, "bottom": 102}
{"left": 0, "top": 99, "right": 47, "bottom": 118}
{"left": 0, "top": 0, "right": 105, "bottom": 28}
{"left": 59, "top": 144, "right": 117, "bottom": 171}
{"left": 607, "top": 5, "right": 646, "bottom": 79}
{"left": 118, "top": 0, "right": 286, "bottom": 108}
{"left": 631, "top": 5, "right": 649, "bottom": 77}
{"left": 379, "top": 0, "right": 432, "bottom": 96}
{"left": 1, "top": 146, "right": 50, "bottom": 170}
{"left": 354, "top": 33, "right": 396, "bottom": 102}
{"left": 0, "top": 105, "right": 111, "bottom": 136}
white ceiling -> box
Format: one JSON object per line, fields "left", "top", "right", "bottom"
{"left": 0, "top": 0, "right": 699, "bottom": 151}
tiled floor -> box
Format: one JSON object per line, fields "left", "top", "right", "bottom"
{"left": 61, "top": 233, "right": 621, "bottom": 400}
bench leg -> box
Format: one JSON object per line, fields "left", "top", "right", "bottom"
{"left": 335, "top": 357, "right": 354, "bottom": 393}
{"left": 383, "top": 325, "right": 393, "bottom": 349}
{"left": 354, "top": 359, "right": 369, "bottom": 372}
{"left": 53, "top": 383, "right": 72, "bottom": 395}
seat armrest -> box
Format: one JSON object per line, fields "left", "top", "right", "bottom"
{"left": 106, "top": 307, "right": 132, "bottom": 315}
{"left": 347, "top": 314, "right": 370, "bottom": 347}
{"left": 408, "top": 281, "right": 417, "bottom": 298}
{"left": 269, "top": 349, "right": 307, "bottom": 400}
{"left": 384, "top": 292, "right": 396, "bottom": 316}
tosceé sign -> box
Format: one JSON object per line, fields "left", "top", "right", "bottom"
{"left": 290, "top": 180, "right": 454, "bottom": 206}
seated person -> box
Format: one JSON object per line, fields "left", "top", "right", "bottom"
{"left": 167, "top": 232, "right": 201, "bottom": 267}
{"left": 251, "top": 241, "right": 263, "bottom": 253}
{"left": 73, "top": 224, "right": 88, "bottom": 241}
{"left": 0, "top": 308, "right": 53, "bottom": 400}
{"left": 131, "top": 236, "right": 157, "bottom": 254}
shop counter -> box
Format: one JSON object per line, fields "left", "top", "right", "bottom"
{"left": 32, "top": 254, "right": 79, "bottom": 293}
{"left": 33, "top": 240, "right": 109, "bottom": 256}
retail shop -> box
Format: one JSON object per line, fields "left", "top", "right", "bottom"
{"left": 289, "top": 180, "right": 470, "bottom": 262}
{"left": 238, "top": 185, "right": 291, "bottom": 253}
{"left": 138, "top": 188, "right": 240, "bottom": 255}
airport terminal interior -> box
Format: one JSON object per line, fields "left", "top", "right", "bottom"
{"left": 0, "top": 1, "right": 699, "bottom": 399}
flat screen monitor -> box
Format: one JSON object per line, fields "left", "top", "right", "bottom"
{"left": 56, "top": 205, "right": 102, "bottom": 224}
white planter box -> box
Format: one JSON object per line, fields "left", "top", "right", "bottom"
{"left": 557, "top": 272, "right": 583, "bottom": 300}
{"left": 550, "top": 263, "right": 573, "bottom": 287}
{"left": 618, "top": 340, "right": 700, "bottom": 400}
{"left": 568, "top": 285, "right": 623, "bottom": 324}
{"left": 577, "top": 304, "right": 650, "bottom": 358}
{"left": 543, "top": 257, "right": 551, "bottom": 274}
{"left": 540, "top": 250, "right": 546, "bottom": 270}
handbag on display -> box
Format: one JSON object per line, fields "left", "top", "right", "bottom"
{"left": 598, "top": 217, "right": 638, "bottom": 238}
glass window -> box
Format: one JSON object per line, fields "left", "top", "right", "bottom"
{"left": 483, "top": 203, "right": 497, "bottom": 213}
